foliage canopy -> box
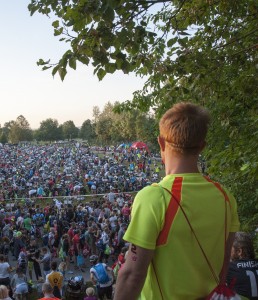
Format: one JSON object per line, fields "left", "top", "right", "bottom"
{"left": 28, "top": 0, "right": 258, "bottom": 230}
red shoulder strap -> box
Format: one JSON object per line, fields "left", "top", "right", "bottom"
{"left": 156, "top": 177, "right": 183, "bottom": 246}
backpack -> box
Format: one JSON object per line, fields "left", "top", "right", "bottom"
{"left": 34, "top": 213, "right": 44, "bottom": 226}
{"left": 96, "top": 239, "right": 106, "bottom": 252}
{"left": 68, "top": 276, "right": 84, "bottom": 291}
{"left": 18, "top": 258, "right": 27, "bottom": 270}
{"left": 93, "top": 263, "right": 110, "bottom": 284}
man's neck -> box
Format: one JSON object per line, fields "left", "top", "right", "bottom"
{"left": 164, "top": 152, "right": 200, "bottom": 175}
{"left": 43, "top": 293, "right": 55, "bottom": 298}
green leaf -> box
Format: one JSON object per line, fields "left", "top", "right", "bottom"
{"left": 28, "top": 3, "right": 39, "bottom": 16}
{"left": 179, "top": 31, "right": 190, "bottom": 36}
{"left": 105, "top": 63, "right": 116, "bottom": 74}
{"left": 97, "top": 68, "right": 106, "bottom": 80}
{"left": 167, "top": 37, "right": 177, "bottom": 47}
{"left": 54, "top": 28, "right": 63, "bottom": 36}
{"left": 58, "top": 67, "right": 67, "bottom": 81}
{"left": 37, "top": 59, "right": 45, "bottom": 66}
{"left": 240, "top": 164, "right": 250, "bottom": 171}
{"left": 68, "top": 57, "right": 77, "bottom": 70}
{"left": 103, "top": 6, "right": 115, "bottom": 23}
{"left": 42, "top": 66, "right": 52, "bottom": 71}
{"left": 52, "top": 20, "right": 59, "bottom": 28}
{"left": 52, "top": 65, "right": 59, "bottom": 77}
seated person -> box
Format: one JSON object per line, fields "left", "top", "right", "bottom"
{"left": 227, "top": 231, "right": 258, "bottom": 300}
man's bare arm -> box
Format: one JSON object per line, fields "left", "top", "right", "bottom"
{"left": 114, "top": 243, "right": 154, "bottom": 300}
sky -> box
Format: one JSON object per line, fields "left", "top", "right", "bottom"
{"left": 0, "top": 1, "right": 145, "bottom": 129}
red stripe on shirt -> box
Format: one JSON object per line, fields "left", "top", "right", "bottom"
{"left": 204, "top": 176, "right": 230, "bottom": 206}
{"left": 156, "top": 177, "right": 183, "bottom": 246}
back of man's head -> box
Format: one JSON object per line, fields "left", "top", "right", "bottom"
{"left": 159, "top": 102, "right": 210, "bottom": 155}
{"left": 42, "top": 283, "right": 53, "bottom": 294}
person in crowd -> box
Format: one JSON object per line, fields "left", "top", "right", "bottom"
{"left": 10, "top": 267, "right": 28, "bottom": 300}
{"left": 72, "top": 229, "right": 81, "bottom": 270}
{"left": 17, "top": 252, "right": 27, "bottom": 275}
{"left": 116, "top": 223, "right": 127, "bottom": 254}
{"left": 0, "top": 285, "right": 12, "bottom": 300}
{"left": 0, "top": 255, "right": 11, "bottom": 287}
{"left": 23, "top": 214, "right": 32, "bottom": 233}
{"left": 13, "top": 232, "right": 25, "bottom": 260}
{"left": 26, "top": 238, "right": 43, "bottom": 283}
{"left": 89, "top": 255, "right": 114, "bottom": 300}
{"left": 38, "top": 283, "right": 60, "bottom": 300}
{"left": 121, "top": 203, "right": 130, "bottom": 224}
{"left": 227, "top": 231, "right": 258, "bottom": 300}
{"left": 48, "top": 228, "right": 57, "bottom": 256}
{"left": 46, "top": 261, "right": 63, "bottom": 299}
{"left": 84, "top": 286, "right": 98, "bottom": 300}
{"left": 67, "top": 223, "right": 76, "bottom": 263}
{"left": 59, "top": 234, "right": 71, "bottom": 274}
{"left": 58, "top": 262, "right": 67, "bottom": 282}
{"left": 99, "top": 226, "right": 110, "bottom": 263}
{"left": 37, "top": 247, "right": 51, "bottom": 279}
{"left": 2, "top": 220, "right": 11, "bottom": 239}
{"left": 114, "top": 102, "right": 240, "bottom": 300}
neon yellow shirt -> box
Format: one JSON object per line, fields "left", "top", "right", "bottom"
{"left": 124, "top": 173, "right": 240, "bottom": 300}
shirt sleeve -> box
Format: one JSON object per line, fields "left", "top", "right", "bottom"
{"left": 123, "top": 185, "right": 166, "bottom": 250}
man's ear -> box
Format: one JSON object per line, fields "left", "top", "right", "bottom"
{"left": 237, "top": 248, "right": 243, "bottom": 259}
{"left": 158, "top": 136, "right": 165, "bottom": 152}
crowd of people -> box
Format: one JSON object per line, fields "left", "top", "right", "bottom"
{"left": 0, "top": 142, "right": 165, "bottom": 299}
{"left": 0, "top": 143, "right": 163, "bottom": 202}
{"left": 0, "top": 101, "right": 257, "bottom": 300}
{"left": 0, "top": 192, "right": 134, "bottom": 299}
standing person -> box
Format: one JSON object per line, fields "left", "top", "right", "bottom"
{"left": 89, "top": 255, "right": 114, "bottom": 300}
{"left": 121, "top": 203, "right": 130, "bottom": 224}
{"left": 23, "top": 214, "right": 32, "bottom": 233}
{"left": 59, "top": 234, "right": 72, "bottom": 274}
{"left": 26, "top": 238, "right": 43, "bottom": 283}
{"left": 114, "top": 102, "right": 240, "bottom": 300}
{"left": 46, "top": 261, "right": 63, "bottom": 299}
{"left": 37, "top": 248, "right": 51, "bottom": 279}
{"left": 13, "top": 232, "right": 25, "bottom": 260}
{"left": 227, "top": 232, "right": 258, "bottom": 300}
{"left": 67, "top": 223, "right": 75, "bottom": 263}
{"left": 10, "top": 267, "right": 28, "bottom": 299}
{"left": 0, "top": 255, "right": 11, "bottom": 287}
